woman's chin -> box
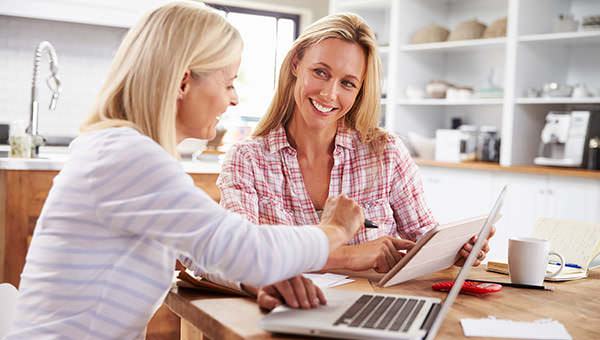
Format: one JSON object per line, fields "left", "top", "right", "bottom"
{"left": 196, "top": 130, "right": 215, "bottom": 140}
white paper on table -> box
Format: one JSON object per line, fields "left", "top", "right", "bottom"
{"left": 302, "top": 273, "right": 355, "bottom": 289}
{"left": 460, "top": 316, "right": 572, "bottom": 340}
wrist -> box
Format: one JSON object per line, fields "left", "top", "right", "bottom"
{"left": 318, "top": 224, "right": 347, "bottom": 251}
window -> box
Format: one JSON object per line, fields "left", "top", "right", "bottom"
{"left": 207, "top": 3, "right": 299, "bottom": 140}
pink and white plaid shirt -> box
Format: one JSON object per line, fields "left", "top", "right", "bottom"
{"left": 217, "top": 124, "right": 438, "bottom": 244}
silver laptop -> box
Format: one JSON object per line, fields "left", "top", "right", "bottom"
{"left": 260, "top": 186, "right": 507, "bottom": 340}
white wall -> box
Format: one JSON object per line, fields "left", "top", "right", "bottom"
{"left": 0, "top": 16, "right": 126, "bottom": 137}
{"left": 0, "top": 0, "right": 329, "bottom": 138}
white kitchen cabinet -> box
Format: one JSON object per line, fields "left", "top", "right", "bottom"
{"left": 330, "top": 0, "right": 600, "bottom": 167}
{"left": 488, "top": 172, "right": 548, "bottom": 260}
{"left": 0, "top": 0, "right": 171, "bottom": 28}
{"left": 545, "top": 175, "right": 600, "bottom": 223}
{"left": 419, "top": 166, "right": 495, "bottom": 224}
{"left": 419, "top": 164, "right": 600, "bottom": 261}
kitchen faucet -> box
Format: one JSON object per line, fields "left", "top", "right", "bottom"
{"left": 28, "top": 41, "right": 62, "bottom": 157}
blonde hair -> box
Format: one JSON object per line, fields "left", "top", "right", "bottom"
{"left": 80, "top": 1, "right": 243, "bottom": 157}
{"left": 253, "top": 12, "right": 386, "bottom": 147}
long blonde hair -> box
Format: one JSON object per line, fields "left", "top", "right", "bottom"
{"left": 253, "top": 13, "right": 386, "bottom": 147}
{"left": 80, "top": 1, "right": 243, "bottom": 157}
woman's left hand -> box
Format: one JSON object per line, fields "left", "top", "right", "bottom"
{"left": 243, "top": 275, "right": 326, "bottom": 311}
{"left": 455, "top": 225, "right": 496, "bottom": 267}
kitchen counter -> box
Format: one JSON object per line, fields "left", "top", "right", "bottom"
{"left": 414, "top": 158, "right": 600, "bottom": 179}
{"left": 0, "top": 145, "right": 221, "bottom": 174}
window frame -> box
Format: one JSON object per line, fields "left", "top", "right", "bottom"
{"left": 206, "top": 3, "right": 300, "bottom": 40}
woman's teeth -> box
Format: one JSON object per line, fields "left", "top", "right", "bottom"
{"left": 311, "top": 99, "right": 334, "bottom": 113}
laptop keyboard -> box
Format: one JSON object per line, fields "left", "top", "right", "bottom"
{"left": 333, "top": 294, "right": 440, "bottom": 333}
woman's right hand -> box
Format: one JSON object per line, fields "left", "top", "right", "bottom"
{"left": 318, "top": 194, "right": 364, "bottom": 251}
{"left": 335, "top": 236, "right": 416, "bottom": 273}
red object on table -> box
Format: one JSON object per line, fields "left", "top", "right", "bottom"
{"left": 432, "top": 280, "right": 502, "bottom": 296}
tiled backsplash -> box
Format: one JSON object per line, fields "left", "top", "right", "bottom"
{"left": 0, "top": 15, "right": 126, "bottom": 137}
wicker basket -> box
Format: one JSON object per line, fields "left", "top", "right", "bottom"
{"left": 483, "top": 17, "right": 507, "bottom": 38}
{"left": 448, "top": 19, "right": 486, "bottom": 41}
{"left": 412, "top": 24, "right": 449, "bottom": 44}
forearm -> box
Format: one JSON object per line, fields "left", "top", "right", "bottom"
{"left": 322, "top": 246, "right": 349, "bottom": 270}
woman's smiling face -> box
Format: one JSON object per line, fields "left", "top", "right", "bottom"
{"left": 291, "top": 38, "right": 366, "bottom": 131}
{"left": 176, "top": 58, "right": 240, "bottom": 141}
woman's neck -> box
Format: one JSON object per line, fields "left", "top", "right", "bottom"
{"left": 285, "top": 114, "right": 337, "bottom": 158}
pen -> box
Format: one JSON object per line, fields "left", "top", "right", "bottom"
{"left": 468, "top": 279, "right": 554, "bottom": 291}
{"left": 364, "top": 219, "right": 378, "bottom": 229}
{"left": 549, "top": 262, "right": 582, "bottom": 269}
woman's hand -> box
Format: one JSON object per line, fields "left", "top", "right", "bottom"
{"left": 242, "top": 275, "right": 326, "bottom": 311}
{"left": 326, "top": 236, "right": 415, "bottom": 273}
{"left": 318, "top": 194, "right": 364, "bottom": 251}
{"left": 455, "top": 225, "right": 496, "bottom": 267}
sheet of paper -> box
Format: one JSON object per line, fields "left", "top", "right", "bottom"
{"left": 460, "top": 316, "right": 572, "bottom": 339}
{"left": 302, "top": 273, "right": 355, "bottom": 289}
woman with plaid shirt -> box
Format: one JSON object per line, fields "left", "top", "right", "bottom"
{"left": 216, "top": 13, "right": 495, "bottom": 311}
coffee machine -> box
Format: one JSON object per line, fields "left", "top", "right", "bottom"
{"left": 534, "top": 111, "right": 600, "bottom": 168}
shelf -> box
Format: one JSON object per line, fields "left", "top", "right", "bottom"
{"left": 396, "top": 98, "right": 504, "bottom": 106}
{"left": 516, "top": 97, "right": 600, "bottom": 104}
{"left": 519, "top": 31, "right": 600, "bottom": 46}
{"left": 400, "top": 37, "right": 506, "bottom": 53}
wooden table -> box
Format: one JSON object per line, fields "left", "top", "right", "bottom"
{"left": 165, "top": 267, "right": 600, "bottom": 340}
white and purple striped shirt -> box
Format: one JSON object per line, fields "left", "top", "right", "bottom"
{"left": 5, "top": 127, "right": 329, "bottom": 340}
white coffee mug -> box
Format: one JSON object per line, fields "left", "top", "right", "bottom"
{"left": 508, "top": 237, "right": 565, "bottom": 285}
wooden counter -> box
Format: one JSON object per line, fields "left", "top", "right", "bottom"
{"left": 0, "top": 169, "right": 220, "bottom": 340}
{"left": 0, "top": 169, "right": 220, "bottom": 288}
{"left": 167, "top": 266, "right": 600, "bottom": 340}
{"left": 414, "top": 158, "right": 600, "bottom": 179}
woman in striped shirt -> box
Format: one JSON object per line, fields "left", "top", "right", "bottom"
{"left": 216, "top": 13, "right": 496, "bottom": 310}
{"left": 5, "top": 3, "right": 365, "bottom": 340}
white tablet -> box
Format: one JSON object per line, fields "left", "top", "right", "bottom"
{"left": 378, "top": 215, "right": 490, "bottom": 288}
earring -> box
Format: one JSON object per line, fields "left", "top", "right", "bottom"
{"left": 177, "top": 93, "right": 183, "bottom": 100}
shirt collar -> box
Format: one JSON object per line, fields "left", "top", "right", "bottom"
{"left": 265, "top": 120, "right": 357, "bottom": 154}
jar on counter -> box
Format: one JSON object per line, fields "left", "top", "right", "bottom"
{"left": 477, "top": 126, "right": 500, "bottom": 162}
{"left": 459, "top": 125, "right": 477, "bottom": 161}
{"left": 9, "top": 120, "right": 31, "bottom": 158}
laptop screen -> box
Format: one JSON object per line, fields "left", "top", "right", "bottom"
{"left": 424, "top": 185, "right": 507, "bottom": 340}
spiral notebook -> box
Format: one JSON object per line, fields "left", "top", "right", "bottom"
{"left": 487, "top": 218, "right": 600, "bottom": 281}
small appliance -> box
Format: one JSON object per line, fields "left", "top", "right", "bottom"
{"left": 534, "top": 111, "right": 600, "bottom": 167}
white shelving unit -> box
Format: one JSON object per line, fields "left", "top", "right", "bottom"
{"left": 330, "top": 0, "right": 600, "bottom": 167}
{"left": 400, "top": 37, "right": 507, "bottom": 52}
{"left": 396, "top": 98, "right": 505, "bottom": 106}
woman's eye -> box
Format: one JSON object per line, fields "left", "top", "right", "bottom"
{"left": 342, "top": 80, "right": 356, "bottom": 88}
{"left": 314, "top": 69, "right": 327, "bottom": 77}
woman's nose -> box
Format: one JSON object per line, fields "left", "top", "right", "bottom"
{"left": 320, "top": 81, "right": 338, "bottom": 101}
{"left": 230, "top": 89, "right": 239, "bottom": 106}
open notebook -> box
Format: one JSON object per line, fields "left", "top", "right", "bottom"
{"left": 487, "top": 218, "right": 600, "bottom": 281}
